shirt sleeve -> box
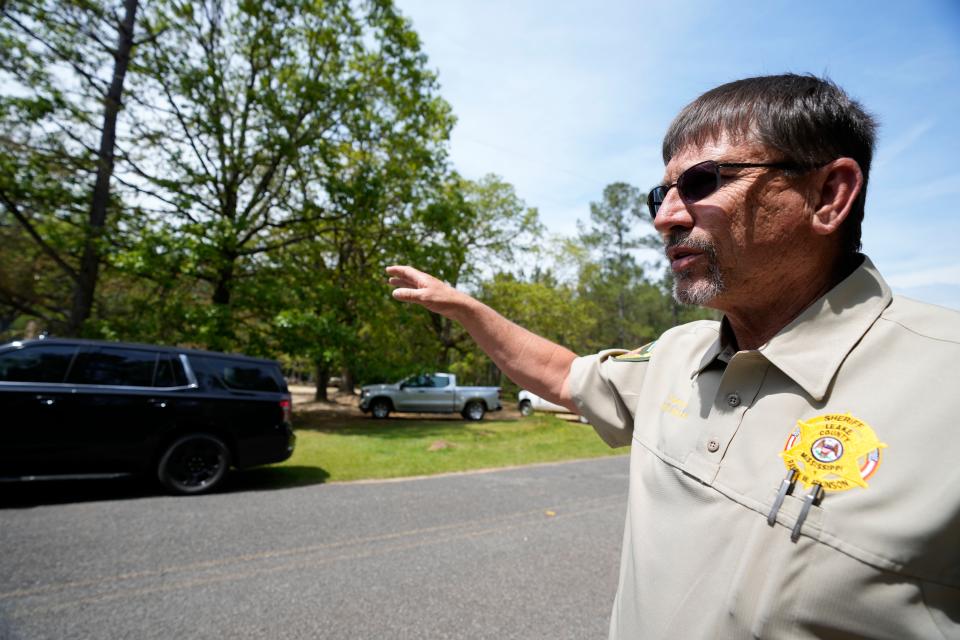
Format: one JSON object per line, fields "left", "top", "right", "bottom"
{"left": 568, "top": 348, "right": 649, "bottom": 448}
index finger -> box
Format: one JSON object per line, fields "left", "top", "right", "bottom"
{"left": 385, "top": 265, "right": 423, "bottom": 280}
{"left": 385, "top": 265, "right": 436, "bottom": 287}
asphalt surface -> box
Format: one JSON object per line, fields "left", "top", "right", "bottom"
{"left": 0, "top": 456, "right": 629, "bottom": 640}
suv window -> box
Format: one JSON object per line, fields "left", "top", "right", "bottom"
{"left": 154, "top": 355, "right": 188, "bottom": 387}
{"left": 69, "top": 347, "right": 159, "bottom": 387}
{"left": 223, "top": 364, "right": 280, "bottom": 392}
{"left": 0, "top": 345, "right": 77, "bottom": 383}
{"left": 190, "top": 355, "right": 281, "bottom": 392}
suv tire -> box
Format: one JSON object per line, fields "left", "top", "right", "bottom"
{"left": 157, "top": 433, "right": 230, "bottom": 495}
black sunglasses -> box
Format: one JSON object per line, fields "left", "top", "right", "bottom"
{"left": 647, "top": 160, "right": 818, "bottom": 219}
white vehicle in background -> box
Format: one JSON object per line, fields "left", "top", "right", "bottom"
{"left": 517, "top": 390, "right": 589, "bottom": 423}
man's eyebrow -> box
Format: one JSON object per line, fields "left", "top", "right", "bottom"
{"left": 660, "top": 162, "right": 697, "bottom": 186}
{"left": 658, "top": 170, "right": 679, "bottom": 186}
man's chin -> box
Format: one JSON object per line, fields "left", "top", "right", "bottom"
{"left": 674, "top": 274, "right": 724, "bottom": 307}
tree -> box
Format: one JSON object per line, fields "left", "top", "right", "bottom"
{"left": 473, "top": 269, "right": 594, "bottom": 388}
{"left": 576, "top": 182, "right": 665, "bottom": 349}
{"left": 116, "top": 0, "right": 452, "bottom": 352}
{"left": 1, "top": 0, "right": 141, "bottom": 335}
{"left": 403, "top": 173, "right": 543, "bottom": 368}
{"left": 248, "top": 0, "right": 456, "bottom": 396}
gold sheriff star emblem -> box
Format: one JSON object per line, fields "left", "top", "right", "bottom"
{"left": 780, "top": 413, "right": 887, "bottom": 492}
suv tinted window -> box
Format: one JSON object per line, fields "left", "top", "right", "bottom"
{"left": 69, "top": 348, "right": 158, "bottom": 387}
{"left": 154, "top": 355, "right": 188, "bottom": 387}
{"left": 0, "top": 345, "right": 77, "bottom": 382}
{"left": 190, "top": 355, "right": 282, "bottom": 392}
{"left": 223, "top": 364, "right": 280, "bottom": 392}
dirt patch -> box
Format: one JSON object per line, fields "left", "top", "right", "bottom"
{"left": 287, "top": 385, "right": 366, "bottom": 428}
{"left": 289, "top": 385, "right": 361, "bottom": 413}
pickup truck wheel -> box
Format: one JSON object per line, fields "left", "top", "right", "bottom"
{"left": 370, "top": 399, "right": 391, "bottom": 419}
{"left": 519, "top": 400, "right": 533, "bottom": 417}
{"left": 462, "top": 400, "right": 486, "bottom": 421}
{"left": 157, "top": 433, "right": 230, "bottom": 495}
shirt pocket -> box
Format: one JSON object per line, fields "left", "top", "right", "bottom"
{"left": 633, "top": 380, "right": 703, "bottom": 466}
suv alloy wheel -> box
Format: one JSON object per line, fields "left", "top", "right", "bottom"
{"left": 157, "top": 433, "right": 231, "bottom": 495}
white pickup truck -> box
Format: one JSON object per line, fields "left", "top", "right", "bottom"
{"left": 359, "top": 373, "right": 502, "bottom": 420}
{"left": 518, "top": 390, "right": 588, "bottom": 423}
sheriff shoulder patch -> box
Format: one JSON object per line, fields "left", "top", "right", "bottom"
{"left": 614, "top": 340, "right": 656, "bottom": 362}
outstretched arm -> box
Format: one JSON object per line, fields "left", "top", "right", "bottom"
{"left": 387, "top": 265, "right": 577, "bottom": 411}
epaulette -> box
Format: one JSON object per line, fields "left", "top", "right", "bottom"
{"left": 613, "top": 340, "right": 656, "bottom": 362}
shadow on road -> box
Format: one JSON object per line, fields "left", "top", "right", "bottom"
{"left": 0, "top": 465, "right": 330, "bottom": 509}
{"left": 226, "top": 465, "right": 330, "bottom": 492}
{"left": 0, "top": 476, "right": 161, "bottom": 508}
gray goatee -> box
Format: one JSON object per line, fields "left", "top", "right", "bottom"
{"left": 665, "top": 231, "right": 725, "bottom": 306}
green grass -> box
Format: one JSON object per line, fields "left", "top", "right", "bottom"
{"left": 251, "top": 412, "right": 626, "bottom": 486}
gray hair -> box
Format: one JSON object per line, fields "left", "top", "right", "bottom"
{"left": 662, "top": 74, "right": 878, "bottom": 256}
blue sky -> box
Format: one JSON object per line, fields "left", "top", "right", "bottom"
{"left": 394, "top": 0, "right": 960, "bottom": 309}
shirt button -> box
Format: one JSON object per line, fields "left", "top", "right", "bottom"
{"left": 707, "top": 438, "right": 721, "bottom": 453}
{"left": 726, "top": 392, "right": 741, "bottom": 407}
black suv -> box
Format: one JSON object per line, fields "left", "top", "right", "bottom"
{"left": 0, "top": 338, "right": 295, "bottom": 494}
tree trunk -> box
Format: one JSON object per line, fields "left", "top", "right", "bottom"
{"left": 66, "top": 0, "right": 139, "bottom": 335}
{"left": 430, "top": 313, "right": 458, "bottom": 368}
{"left": 212, "top": 260, "right": 235, "bottom": 305}
{"left": 338, "top": 368, "right": 354, "bottom": 395}
{"left": 207, "top": 260, "right": 236, "bottom": 351}
{"left": 314, "top": 360, "right": 329, "bottom": 402}
{"left": 617, "top": 288, "right": 626, "bottom": 346}
{"left": 487, "top": 362, "right": 502, "bottom": 387}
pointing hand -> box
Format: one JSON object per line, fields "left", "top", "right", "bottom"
{"left": 386, "top": 265, "right": 471, "bottom": 317}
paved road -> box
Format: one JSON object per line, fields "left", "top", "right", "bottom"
{"left": 0, "top": 456, "right": 629, "bottom": 640}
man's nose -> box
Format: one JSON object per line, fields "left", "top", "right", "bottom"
{"left": 652, "top": 188, "right": 694, "bottom": 234}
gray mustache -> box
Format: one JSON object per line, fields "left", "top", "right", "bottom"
{"left": 664, "top": 232, "right": 717, "bottom": 256}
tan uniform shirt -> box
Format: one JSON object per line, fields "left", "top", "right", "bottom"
{"left": 569, "top": 257, "right": 960, "bottom": 639}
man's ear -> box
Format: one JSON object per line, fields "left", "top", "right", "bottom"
{"left": 811, "top": 157, "right": 863, "bottom": 236}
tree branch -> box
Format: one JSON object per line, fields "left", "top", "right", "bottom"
{"left": 2, "top": 10, "right": 110, "bottom": 96}
{"left": 0, "top": 188, "right": 80, "bottom": 282}
{"left": 0, "top": 285, "right": 59, "bottom": 322}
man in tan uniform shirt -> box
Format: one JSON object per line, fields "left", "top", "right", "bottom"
{"left": 388, "top": 74, "right": 960, "bottom": 638}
